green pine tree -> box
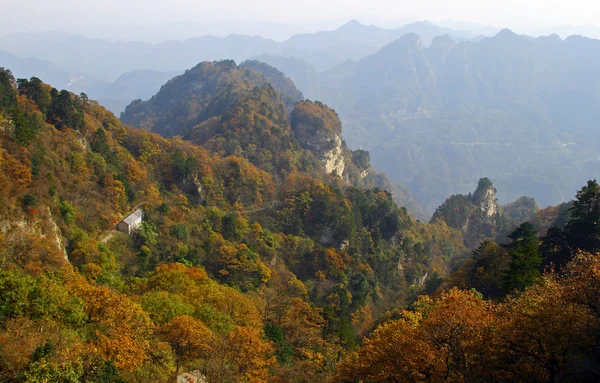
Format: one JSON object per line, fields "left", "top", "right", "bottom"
{"left": 503, "top": 222, "right": 542, "bottom": 293}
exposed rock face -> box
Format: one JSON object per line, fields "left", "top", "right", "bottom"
{"left": 46, "top": 207, "right": 68, "bottom": 261}
{"left": 291, "top": 100, "right": 345, "bottom": 177}
{"left": 319, "top": 133, "right": 345, "bottom": 176}
{"left": 0, "top": 209, "right": 69, "bottom": 263}
{"left": 472, "top": 178, "right": 499, "bottom": 219}
{"left": 177, "top": 371, "right": 207, "bottom": 383}
{"left": 479, "top": 188, "right": 498, "bottom": 217}
{"left": 431, "top": 177, "right": 508, "bottom": 248}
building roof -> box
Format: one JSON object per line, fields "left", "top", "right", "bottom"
{"left": 122, "top": 209, "right": 143, "bottom": 225}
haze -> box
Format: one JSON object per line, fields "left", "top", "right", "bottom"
{"left": 2, "top": 0, "right": 600, "bottom": 41}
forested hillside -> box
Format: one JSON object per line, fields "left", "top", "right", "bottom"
{"left": 0, "top": 65, "right": 471, "bottom": 382}
{"left": 121, "top": 60, "right": 428, "bottom": 219}
{"left": 336, "top": 180, "right": 600, "bottom": 382}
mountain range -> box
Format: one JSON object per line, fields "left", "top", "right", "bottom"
{"left": 260, "top": 30, "right": 600, "bottom": 214}
{"left": 2, "top": 32, "right": 600, "bottom": 380}
{"left": 3, "top": 20, "right": 600, "bottom": 216}
{"left": 0, "top": 20, "right": 477, "bottom": 81}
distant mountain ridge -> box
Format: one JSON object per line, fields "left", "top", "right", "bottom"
{"left": 263, "top": 29, "right": 600, "bottom": 215}
{"left": 5, "top": 22, "right": 600, "bottom": 217}
{"left": 0, "top": 49, "right": 107, "bottom": 94}
{"left": 0, "top": 20, "right": 480, "bottom": 81}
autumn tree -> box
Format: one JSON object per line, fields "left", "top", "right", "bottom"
{"left": 157, "top": 315, "right": 213, "bottom": 375}
{"left": 206, "top": 326, "right": 274, "bottom": 383}
{"left": 498, "top": 271, "right": 599, "bottom": 382}
{"left": 334, "top": 288, "right": 498, "bottom": 382}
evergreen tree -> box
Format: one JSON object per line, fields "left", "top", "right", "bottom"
{"left": 503, "top": 222, "right": 542, "bottom": 293}
{"left": 565, "top": 179, "right": 600, "bottom": 253}
{"left": 540, "top": 226, "right": 571, "bottom": 268}
{"left": 18, "top": 77, "right": 52, "bottom": 115}
{"left": 0, "top": 68, "right": 17, "bottom": 111}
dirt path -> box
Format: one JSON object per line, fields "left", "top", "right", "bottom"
{"left": 97, "top": 200, "right": 276, "bottom": 244}
{"left": 100, "top": 230, "right": 117, "bottom": 244}
{"left": 237, "top": 200, "right": 280, "bottom": 214}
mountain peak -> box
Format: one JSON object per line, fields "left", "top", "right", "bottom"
{"left": 431, "top": 34, "right": 456, "bottom": 48}
{"left": 472, "top": 178, "right": 498, "bottom": 217}
{"left": 337, "top": 19, "right": 366, "bottom": 31}
{"left": 409, "top": 20, "right": 435, "bottom": 27}
{"left": 392, "top": 33, "right": 423, "bottom": 47}
{"left": 494, "top": 28, "right": 520, "bottom": 39}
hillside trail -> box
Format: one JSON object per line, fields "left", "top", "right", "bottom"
{"left": 98, "top": 200, "right": 279, "bottom": 244}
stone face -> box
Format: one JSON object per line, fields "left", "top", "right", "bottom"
{"left": 321, "top": 134, "right": 345, "bottom": 176}
{"left": 478, "top": 186, "right": 498, "bottom": 217}
{"left": 472, "top": 178, "right": 499, "bottom": 219}
{"left": 291, "top": 101, "right": 346, "bottom": 177}
{"left": 177, "top": 370, "right": 208, "bottom": 383}
{"left": 431, "top": 177, "right": 506, "bottom": 248}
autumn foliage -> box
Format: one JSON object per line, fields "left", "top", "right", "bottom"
{"left": 2, "top": 64, "right": 599, "bottom": 382}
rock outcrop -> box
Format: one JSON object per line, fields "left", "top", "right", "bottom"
{"left": 177, "top": 371, "right": 208, "bottom": 383}
{"left": 471, "top": 177, "right": 499, "bottom": 218}
{"left": 291, "top": 100, "right": 345, "bottom": 177}
{"left": 431, "top": 177, "right": 510, "bottom": 248}
{"left": 320, "top": 134, "right": 345, "bottom": 176}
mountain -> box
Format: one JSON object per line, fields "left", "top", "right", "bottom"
{"left": 95, "top": 69, "right": 182, "bottom": 116}
{"left": 0, "top": 21, "right": 477, "bottom": 82}
{"left": 121, "top": 60, "right": 277, "bottom": 137}
{"left": 251, "top": 54, "right": 322, "bottom": 99}
{"left": 122, "top": 60, "right": 373, "bottom": 186}
{"left": 431, "top": 177, "right": 514, "bottom": 248}
{"left": 0, "top": 49, "right": 107, "bottom": 93}
{"left": 535, "top": 24, "right": 600, "bottom": 40}
{"left": 0, "top": 32, "right": 280, "bottom": 81}
{"left": 277, "top": 20, "right": 476, "bottom": 71}
{"left": 0, "top": 64, "right": 472, "bottom": 380}
{"left": 121, "top": 59, "right": 428, "bottom": 218}
{"left": 3, "top": 44, "right": 600, "bottom": 381}
{"left": 0, "top": 48, "right": 182, "bottom": 115}
{"left": 272, "top": 30, "right": 600, "bottom": 215}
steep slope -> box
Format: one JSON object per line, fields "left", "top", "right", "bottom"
{"left": 291, "top": 100, "right": 345, "bottom": 176}
{"left": 188, "top": 83, "right": 317, "bottom": 176}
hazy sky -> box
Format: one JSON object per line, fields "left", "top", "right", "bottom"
{"left": 2, "top": 0, "right": 599, "bottom": 40}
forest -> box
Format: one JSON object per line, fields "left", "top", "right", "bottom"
{"left": 0, "top": 61, "right": 599, "bottom": 383}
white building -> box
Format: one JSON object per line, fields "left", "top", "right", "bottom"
{"left": 116, "top": 209, "right": 143, "bottom": 234}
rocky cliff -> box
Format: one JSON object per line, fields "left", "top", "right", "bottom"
{"left": 472, "top": 177, "right": 499, "bottom": 219}
{"left": 291, "top": 100, "right": 345, "bottom": 176}
{"left": 432, "top": 178, "right": 510, "bottom": 248}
